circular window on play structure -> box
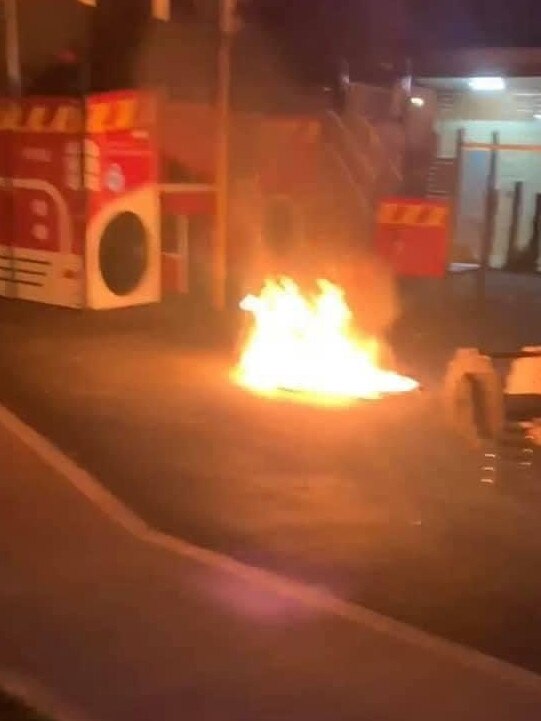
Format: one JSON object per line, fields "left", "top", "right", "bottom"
{"left": 99, "top": 212, "right": 148, "bottom": 296}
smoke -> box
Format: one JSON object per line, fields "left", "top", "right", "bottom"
{"left": 314, "top": 249, "right": 400, "bottom": 340}
{"left": 106, "top": 2, "right": 400, "bottom": 341}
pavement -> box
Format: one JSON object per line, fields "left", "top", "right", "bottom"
{"left": 1, "top": 271, "right": 541, "bottom": 677}
{"left": 2, "top": 404, "right": 541, "bottom": 721}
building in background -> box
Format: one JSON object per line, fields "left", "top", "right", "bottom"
{"left": 416, "top": 47, "right": 541, "bottom": 272}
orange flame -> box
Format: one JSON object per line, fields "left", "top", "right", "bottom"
{"left": 234, "top": 277, "right": 419, "bottom": 403}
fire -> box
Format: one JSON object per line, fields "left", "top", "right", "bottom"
{"left": 234, "top": 277, "right": 419, "bottom": 403}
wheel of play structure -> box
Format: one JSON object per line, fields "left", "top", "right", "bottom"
{"left": 443, "top": 348, "right": 505, "bottom": 448}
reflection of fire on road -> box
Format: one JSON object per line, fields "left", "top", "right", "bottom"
{"left": 233, "top": 277, "right": 418, "bottom": 404}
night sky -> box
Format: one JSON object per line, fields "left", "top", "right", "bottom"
{"left": 302, "top": 0, "right": 541, "bottom": 47}
{"left": 254, "top": 0, "right": 541, "bottom": 80}
{"left": 3, "top": 0, "right": 541, "bottom": 94}
{"left": 407, "top": 0, "right": 541, "bottom": 47}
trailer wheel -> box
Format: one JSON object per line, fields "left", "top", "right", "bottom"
{"left": 443, "top": 349, "right": 504, "bottom": 447}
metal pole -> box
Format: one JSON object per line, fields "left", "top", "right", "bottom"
{"left": 475, "top": 130, "right": 498, "bottom": 350}
{"left": 3, "top": 0, "right": 21, "bottom": 299}
{"left": 478, "top": 131, "right": 499, "bottom": 305}
{"left": 505, "top": 180, "right": 523, "bottom": 269}
{"left": 4, "top": 0, "right": 21, "bottom": 98}
{"left": 212, "top": 0, "right": 236, "bottom": 310}
{"left": 451, "top": 128, "right": 465, "bottom": 254}
{"left": 442, "top": 128, "right": 465, "bottom": 307}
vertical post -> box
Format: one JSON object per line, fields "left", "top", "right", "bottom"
{"left": 3, "top": 0, "right": 21, "bottom": 298}
{"left": 506, "top": 180, "right": 523, "bottom": 269}
{"left": 529, "top": 193, "right": 541, "bottom": 273}
{"left": 449, "top": 127, "right": 465, "bottom": 270}
{"left": 213, "top": 0, "right": 236, "bottom": 310}
{"left": 442, "top": 127, "right": 465, "bottom": 313}
{"left": 478, "top": 131, "right": 499, "bottom": 305}
{"left": 78, "top": 0, "right": 95, "bottom": 308}
{"left": 4, "top": 0, "right": 21, "bottom": 98}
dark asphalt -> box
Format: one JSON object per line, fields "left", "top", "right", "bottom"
{"left": 5, "top": 418, "right": 541, "bottom": 721}
{"left": 1, "top": 271, "right": 541, "bottom": 672}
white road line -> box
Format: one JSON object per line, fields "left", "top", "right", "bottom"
{"left": 1, "top": 401, "right": 541, "bottom": 694}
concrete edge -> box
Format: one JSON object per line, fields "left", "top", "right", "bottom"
{"left": 1, "top": 401, "right": 541, "bottom": 696}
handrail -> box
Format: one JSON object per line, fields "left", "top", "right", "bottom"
{"left": 344, "top": 112, "right": 403, "bottom": 185}
{"left": 325, "top": 145, "right": 371, "bottom": 218}
{"left": 324, "top": 111, "right": 377, "bottom": 185}
{"left": 324, "top": 109, "right": 403, "bottom": 206}
{"left": 323, "top": 145, "right": 375, "bottom": 239}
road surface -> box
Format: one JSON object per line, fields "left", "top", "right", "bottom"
{"left": 3, "top": 414, "right": 541, "bottom": 721}
{"left": 1, "top": 273, "right": 541, "bottom": 672}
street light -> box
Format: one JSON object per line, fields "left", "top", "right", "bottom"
{"left": 468, "top": 77, "right": 506, "bottom": 92}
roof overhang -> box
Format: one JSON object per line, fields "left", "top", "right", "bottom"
{"left": 413, "top": 47, "right": 541, "bottom": 80}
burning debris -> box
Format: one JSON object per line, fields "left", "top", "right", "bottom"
{"left": 233, "top": 277, "right": 418, "bottom": 403}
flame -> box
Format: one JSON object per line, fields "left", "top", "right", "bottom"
{"left": 233, "top": 277, "right": 419, "bottom": 404}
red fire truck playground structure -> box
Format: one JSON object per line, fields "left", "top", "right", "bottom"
{"left": 0, "top": 88, "right": 327, "bottom": 310}
{"left": 0, "top": 84, "right": 452, "bottom": 311}
{"left": 0, "top": 90, "right": 212, "bottom": 309}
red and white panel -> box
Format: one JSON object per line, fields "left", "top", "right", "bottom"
{"left": 0, "top": 96, "right": 86, "bottom": 307}
{"left": 84, "top": 90, "right": 161, "bottom": 309}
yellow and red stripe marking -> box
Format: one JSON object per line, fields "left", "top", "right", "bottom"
{"left": 377, "top": 200, "right": 449, "bottom": 228}
{"left": 0, "top": 94, "right": 156, "bottom": 135}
